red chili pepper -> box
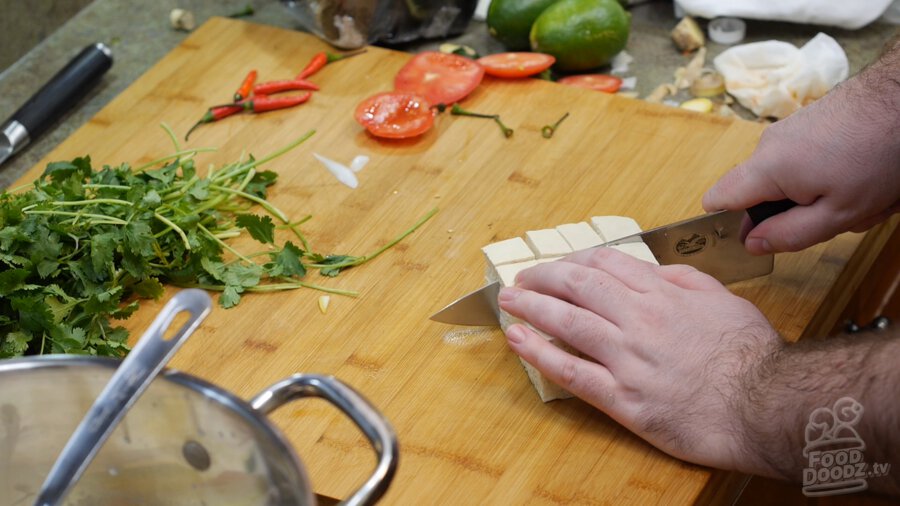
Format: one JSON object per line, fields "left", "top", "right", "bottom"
{"left": 185, "top": 105, "right": 243, "bottom": 140}
{"left": 235, "top": 92, "right": 312, "bottom": 113}
{"left": 252, "top": 79, "right": 319, "bottom": 95}
{"left": 233, "top": 69, "right": 257, "bottom": 102}
{"left": 296, "top": 49, "right": 367, "bottom": 79}
{"left": 297, "top": 52, "right": 328, "bottom": 80}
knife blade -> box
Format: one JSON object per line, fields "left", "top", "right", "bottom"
{"left": 430, "top": 200, "right": 796, "bottom": 326}
{"left": 0, "top": 43, "right": 113, "bottom": 167}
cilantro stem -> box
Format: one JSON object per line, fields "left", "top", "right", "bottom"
{"left": 161, "top": 122, "right": 181, "bottom": 154}
{"left": 177, "top": 282, "right": 359, "bottom": 297}
{"left": 209, "top": 184, "right": 289, "bottom": 222}
{"left": 24, "top": 210, "right": 127, "bottom": 224}
{"left": 307, "top": 207, "right": 438, "bottom": 270}
{"left": 198, "top": 223, "right": 254, "bottom": 264}
{"left": 49, "top": 198, "right": 134, "bottom": 207}
{"left": 84, "top": 183, "right": 131, "bottom": 190}
{"left": 236, "top": 168, "right": 257, "bottom": 193}
{"left": 153, "top": 212, "right": 191, "bottom": 250}
{"left": 240, "top": 129, "right": 316, "bottom": 173}
{"left": 134, "top": 148, "right": 217, "bottom": 173}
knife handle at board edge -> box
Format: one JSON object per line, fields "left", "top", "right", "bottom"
{"left": 7, "top": 43, "right": 113, "bottom": 143}
{"left": 747, "top": 199, "right": 797, "bottom": 226}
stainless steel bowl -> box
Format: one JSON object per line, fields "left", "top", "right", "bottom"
{"left": 0, "top": 356, "right": 397, "bottom": 505}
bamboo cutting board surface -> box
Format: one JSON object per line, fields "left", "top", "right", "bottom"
{"left": 13, "top": 17, "right": 883, "bottom": 504}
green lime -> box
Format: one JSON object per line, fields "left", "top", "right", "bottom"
{"left": 487, "top": 0, "right": 560, "bottom": 50}
{"left": 530, "top": 0, "right": 631, "bottom": 72}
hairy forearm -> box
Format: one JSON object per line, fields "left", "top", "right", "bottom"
{"left": 737, "top": 329, "right": 900, "bottom": 496}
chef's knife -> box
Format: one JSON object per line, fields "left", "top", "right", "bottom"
{"left": 431, "top": 199, "right": 796, "bottom": 326}
{"left": 0, "top": 42, "right": 113, "bottom": 167}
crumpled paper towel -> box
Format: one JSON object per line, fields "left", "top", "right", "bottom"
{"left": 713, "top": 33, "right": 849, "bottom": 119}
{"left": 676, "top": 0, "right": 893, "bottom": 29}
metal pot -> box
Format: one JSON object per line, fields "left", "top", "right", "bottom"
{"left": 0, "top": 356, "right": 397, "bottom": 505}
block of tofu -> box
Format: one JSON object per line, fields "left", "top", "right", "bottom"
{"left": 611, "top": 242, "right": 659, "bottom": 265}
{"left": 590, "top": 216, "right": 642, "bottom": 242}
{"left": 525, "top": 229, "right": 573, "bottom": 258}
{"left": 519, "top": 358, "right": 574, "bottom": 402}
{"left": 483, "top": 216, "right": 650, "bottom": 403}
{"left": 556, "top": 222, "right": 604, "bottom": 251}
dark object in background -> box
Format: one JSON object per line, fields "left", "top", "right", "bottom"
{"left": 0, "top": 43, "right": 112, "bottom": 168}
{"left": 282, "top": 0, "right": 477, "bottom": 49}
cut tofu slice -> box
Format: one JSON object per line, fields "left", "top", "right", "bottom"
{"left": 495, "top": 260, "right": 537, "bottom": 287}
{"left": 611, "top": 242, "right": 659, "bottom": 265}
{"left": 590, "top": 216, "right": 642, "bottom": 242}
{"left": 482, "top": 237, "right": 535, "bottom": 266}
{"left": 483, "top": 237, "right": 536, "bottom": 284}
{"left": 525, "top": 229, "right": 573, "bottom": 258}
{"left": 556, "top": 222, "right": 604, "bottom": 251}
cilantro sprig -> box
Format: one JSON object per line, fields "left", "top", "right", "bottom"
{"left": 0, "top": 129, "right": 436, "bottom": 358}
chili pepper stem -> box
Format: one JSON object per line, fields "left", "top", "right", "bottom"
{"left": 541, "top": 112, "right": 570, "bottom": 139}
{"left": 326, "top": 48, "right": 367, "bottom": 63}
{"left": 450, "top": 104, "right": 514, "bottom": 138}
{"left": 184, "top": 111, "right": 213, "bottom": 141}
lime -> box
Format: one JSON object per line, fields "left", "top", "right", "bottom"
{"left": 530, "top": 0, "right": 631, "bottom": 72}
{"left": 487, "top": 0, "right": 560, "bottom": 50}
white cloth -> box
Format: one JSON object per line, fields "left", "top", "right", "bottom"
{"left": 676, "top": 0, "right": 893, "bottom": 29}
{"left": 713, "top": 33, "right": 849, "bottom": 119}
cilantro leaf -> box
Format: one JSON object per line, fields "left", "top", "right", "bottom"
{"left": 236, "top": 214, "right": 275, "bottom": 244}
{"left": 271, "top": 242, "right": 306, "bottom": 277}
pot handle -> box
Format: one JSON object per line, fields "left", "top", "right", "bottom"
{"left": 250, "top": 375, "right": 398, "bottom": 506}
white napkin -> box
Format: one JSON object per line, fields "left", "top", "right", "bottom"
{"left": 676, "top": 0, "right": 892, "bottom": 30}
{"left": 713, "top": 33, "right": 849, "bottom": 119}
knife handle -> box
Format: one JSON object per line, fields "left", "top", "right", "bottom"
{"left": 747, "top": 199, "right": 797, "bottom": 226}
{"left": 10, "top": 43, "right": 113, "bottom": 141}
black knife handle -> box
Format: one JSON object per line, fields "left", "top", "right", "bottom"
{"left": 10, "top": 43, "right": 113, "bottom": 140}
{"left": 747, "top": 199, "right": 797, "bottom": 226}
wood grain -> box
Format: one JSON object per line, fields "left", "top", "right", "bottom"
{"left": 12, "top": 17, "right": 887, "bottom": 505}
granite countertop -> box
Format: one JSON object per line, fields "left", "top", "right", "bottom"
{"left": 0, "top": 0, "right": 896, "bottom": 188}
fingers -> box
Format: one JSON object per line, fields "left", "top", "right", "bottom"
{"left": 561, "top": 246, "right": 662, "bottom": 293}
{"left": 702, "top": 151, "right": 789, "bottom": 213}
{"left": 512, "top": 256, "right": 636, "bottom": 324}
{"left": 499, "top": 286, "right": 622, "bottom": 362}
{"left": 505, "top": 323, "right": 618, "bottom": 411}
{"left": 657, "top": 264, "right": 725, "bottom": 292}
{"left": 744, "top": 200, "right": 850, "bottom": 253}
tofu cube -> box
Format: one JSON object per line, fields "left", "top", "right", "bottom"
{"left": 525, "top": 229, "right": 573, "bottom": 258}
{"left": 495, "top": 260, "right": 537, "bottom": 287}
{"left": 556, "top": 222, "right": 603, "bottom": 251}
{"left": 590, "top": 216, "right": 642, "bottom": 242}
{"left": 611, "top": 242, "right": 659, "bottom": 265}
{"left": 481, "top": 237, "right": 535, "bottom": 266}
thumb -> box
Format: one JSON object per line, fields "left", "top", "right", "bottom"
{"left": 744, "top": 201, "right": 845, "bottom": 254}
{"left": 702, "top": 154, "right": 789, "bottom": 213}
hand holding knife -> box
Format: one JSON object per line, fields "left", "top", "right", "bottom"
{"left": 431, "top": 199, "right": 797, "bottom": 326}
{"left": 0, "top": 43, "right": 113, "bottom": 167}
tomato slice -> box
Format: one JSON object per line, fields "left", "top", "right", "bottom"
{"left": 557, "top": 74, "right": 623, "bottom": 93}
{"left": 477, "top": 52, "right": 555, "bottom": 78}
{"left": 354, "top": 91, "right": 434, "bottom": 139}
{"left": 394, "top": 51, "right": 485, "bottom": 106}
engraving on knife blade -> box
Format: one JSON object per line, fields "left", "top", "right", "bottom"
{"left": 674, "top": 233, "right": 709, "bottom": 256}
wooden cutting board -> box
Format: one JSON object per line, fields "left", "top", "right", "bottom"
{"left": 13, "top": 17, "right": 890, "bottom": 504}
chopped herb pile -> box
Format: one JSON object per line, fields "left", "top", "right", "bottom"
{"left": 0, "top": 129, "right": 436, "bottom": 358}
